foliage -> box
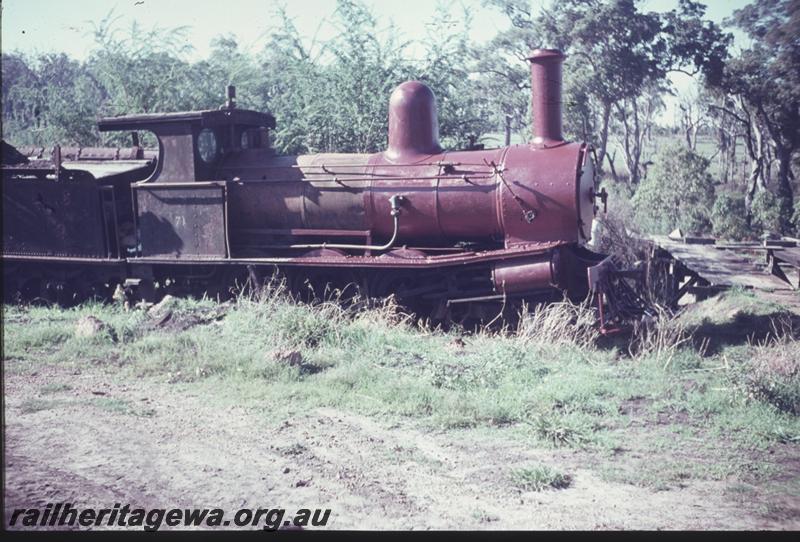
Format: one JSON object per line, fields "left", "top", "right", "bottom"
{"left": 510, "top": 465, "right": 572, "bottom": 491}
{"left": 1, "top": 53, "right": 104, "bottom": 146}
{"left": 279, "top": 0, "right": 415, "bottom": 153}
{"left": 1, "top": 0, "right": 491, "bottom": 154}
{"left": 750, "top": 190, "right": 782, "bottom": 236}
{"left": 632, "top": 144, "right": 715, "bottom": 234}
{"left": 793, "top": 205, "right": 800, "bottom": 236}
{"left": 414, "top": 3, "right": 495, "bottom": 150}
{"left": 711, "top": 192, "right": 750, "bottom": 241}
{"left": 589, "top": 180, "right": 652, "bottom": 267}
{"left": 480, "top": 0, "right": 729, "bottom": 184}
{"left": 705, "top": 0, "right": 799, "bottom": 233}
{"left": 727, "top": 334, "right": 800, "bottom": 416}
{"left": 88, "top": 12, "right": 196, "bottom": 116}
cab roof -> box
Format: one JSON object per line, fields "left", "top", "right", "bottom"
{"left": 97, "top": 108, "right": 276, "bottom": 132}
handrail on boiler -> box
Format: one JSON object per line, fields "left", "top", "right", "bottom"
{"left": 285, "top": 195, "right": 404, "bottom": 252}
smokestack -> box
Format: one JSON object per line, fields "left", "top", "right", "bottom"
{"left": 527, "top": 49, "right": 565, "bottom": 147}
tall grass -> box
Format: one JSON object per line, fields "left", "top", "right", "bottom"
{"left": 628, "top": 307, "right": 693, "bottom": 368}
{"left": 4, "top": 281, "right": 800, "bottom": 454}
{"left": 515, "top": 300, "right": 599, "bottom": 350}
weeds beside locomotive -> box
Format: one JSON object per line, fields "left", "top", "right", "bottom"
{"left": 2, "top": 49, "right": 614, "bottom": 323}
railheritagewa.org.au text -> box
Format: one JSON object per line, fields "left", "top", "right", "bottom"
{"left": 8, "top": 503, "right": 331, "bottom": 531}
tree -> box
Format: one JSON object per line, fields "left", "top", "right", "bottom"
{"left": 632, "top": 144, "right": 716, "bottom": 234}
{"left": 416, "top": 2, "right": 495, "bottom": 149}
{"left": 1, "top": 53, "right": 39, "bottom": 140}
{"left": 473, "top": 0, "right": 538, "bottom": 143}
{"left": 711, "top": 192, "right": 750, "bottom": 240}
{"left": 1, "top": 52, "right": 103, "bottom": 146}
{"left": 481, "top": 0, "right": 730, "bottom": 185}
{"left": 189, "top": 35, "right": 265, "bottom": 111}
{"left": 677, "top": 86, "right": 712, "bottom": 151}
{"left": 322, "top": 0, "right": 414, "bottom": 153}
{"left": 258, "top": 4, "right": 327, "bottom": 154}
{"left": 260, "top": 0, "right": 415, "bottom": 154}
{"left": 706, "top": 0, "right": 799, "bottom": 233}
{"left": 87, "top": 11, "right": 195, "bottom": 118}
{"left": 260, "top": 0, "right": 494, "bottom": 155}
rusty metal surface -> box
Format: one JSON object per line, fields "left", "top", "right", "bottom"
{"left": 218, "top": 142, "right": 586, "bottom": 251}
{"left": 4, "top": 47, "right": 609, "bottom": 306}
{"left": 135, "top": 185, "right": 228, "bottom": 259}
{"left": 99, "top": 108, "right": 276, "bottom": 184}
{"left": 492, "top": 253, "right": 556, "bottom": 294}
{"left": 527, "top": 49, "right": 565, "bottom": 148}
{"left": 15, "top": 146, "right": 154, "bottom": 161}
{"left": 386, "top": 81, "right": 443, "bottom": 160}
{"left": 130, "top": 241, "right": 567, "bottom": 269}
{"left": 2, "top": 178, "right": 109, "bottom": 258}
{"left": 499, "top": 143, "right": 587, "bottom": 247}
{"left": 212, "top": 46, "right": 594, "bottom": 261}
{"left": 2, "top": 254, "right": 126, "bottom": 263}
{"left": 195, "top": 50, "right": 592, "bottom": 264}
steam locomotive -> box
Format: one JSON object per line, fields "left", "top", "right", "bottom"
{"left": 2, "top": 49, "right": 618, "bottom": 324}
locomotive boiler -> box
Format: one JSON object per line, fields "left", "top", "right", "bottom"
{"left": 2, "top": 49, "right": 614, "bottom": 323}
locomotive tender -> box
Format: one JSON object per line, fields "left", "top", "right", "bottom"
{"left": 2, "top": 49, "right": 612, "bottom": 321}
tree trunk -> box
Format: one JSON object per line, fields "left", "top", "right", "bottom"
{"left": 717, "top": 127, "right": 729, "bottom": 184}
{"left": 630, "top": 98, "right": 642, "bottom": 185}
{"left": 742, "top": 106, "right": 767, "bottom": 214}
{"left": 746, "top": 157, "right": 763, "bottom": 208}
{"left": 605, "top": 150, "right": 620, "bottom": 184}
{"left": 616, "top": 99, "right": 644, "bottom": 186}
{"left": 775, "top": 147, "right": 795, "bottom": 233}
{"left": 595, "top": 102, "right": 612, "bottom": 175}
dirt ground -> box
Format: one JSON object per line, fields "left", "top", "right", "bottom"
{"left": 4, "top": 363, "right": 798, "bottom": 531}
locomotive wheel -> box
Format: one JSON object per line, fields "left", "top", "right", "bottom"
{"left": 371, "top": 270, "right": 444, "bottom": 318}
{"left": 17, "top": 277, "right": 42, "bottom": 303}
{"left": 88, "top": 279, "right": 115, "bottom": 303}
{"left": 203, "top": 268, "right": 245, "bottom": 301}
{"left": 39, "top": 278, "right": 64, "bottom": 306}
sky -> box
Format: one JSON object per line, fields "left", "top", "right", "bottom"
{"left": 1, "top": 0, "right": 753, "bottom": 125}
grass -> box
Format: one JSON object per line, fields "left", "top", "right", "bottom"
{"left": 40, "top": 383, "right": 73, "bottom": 395}
{"left": 18, "top": 398, "right": 65, "bottom": 414}
{"left": 510, "top": 464, "right": 572, "bottom": 491}
{"left": 3, "top": 283, "right": 799, "bottom": 491}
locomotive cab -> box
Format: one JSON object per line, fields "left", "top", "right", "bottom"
{"left": 97, "top": 97, "right": 276, "bottom": 184}
{"left": 95, "top": 89, "right": 278, "bottom": 260}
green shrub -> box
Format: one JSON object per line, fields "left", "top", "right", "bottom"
{"left": 750, "top": 190, "right": 782, "bottom": 236}
{"left": 510, "top": 465, "right": 572, "bottom": 491}
{"left": 632, "top": 144, "right": 715, "bottom": 235}
{"left": 728, "top": 338, "right": 800, "bottom": 415}
{"left": 711, "top": 192, "right": 750, "bottom": 240}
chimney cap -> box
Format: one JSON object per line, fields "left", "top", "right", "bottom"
{"left": 527, "top": 49, "right": 565, "bottom": 62}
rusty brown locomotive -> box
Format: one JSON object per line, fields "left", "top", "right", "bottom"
{"left": 2, "top": 49, "right": 618, "bottom": 323}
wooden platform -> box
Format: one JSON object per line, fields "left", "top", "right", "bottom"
{"left": 649, "top": 235, "right": 798, "bottom": 293}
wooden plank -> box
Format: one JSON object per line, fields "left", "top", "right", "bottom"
{"left": 773, "top": 248, "right": 800, "bottom": 268}
{"left": 650, "top": 235, "right": 794, "bottom": 291}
